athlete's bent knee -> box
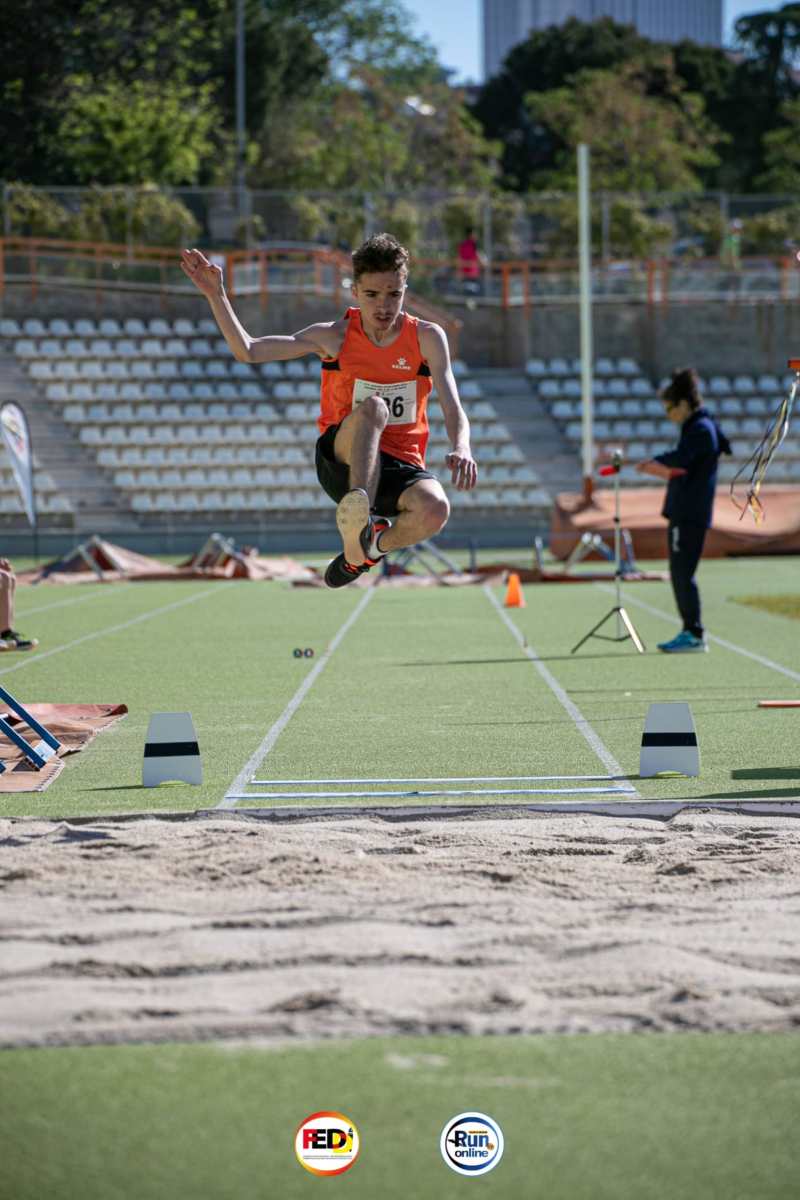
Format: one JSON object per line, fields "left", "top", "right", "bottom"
{"left": 357, "top": 394, "right": 390, "bottom": 429}
{"left": 419, "top": 494, "right": 450, "bottom": 535}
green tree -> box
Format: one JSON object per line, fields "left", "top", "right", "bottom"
{"left": 251, "top": 67, "right": 497, "bottom": 196}
{"left": 731, "top": 3, "right": 800, "bottom": 187}
{"left": 526, "top": 58, "right": 720, "bottom": 194}
{"left": 671, "top": 40, "right": 741, "bottom": 189}
{"left": 58, "top": 78, "right": 218, "bottom": 186}
{"left": 472, "top": 17, "right": 652, "bottom": 190}
{"left": 527, "top": 194, "right": 670, "bottom": 260}
{"left": 756, "top": 97, "right": 800, "bottom": 191}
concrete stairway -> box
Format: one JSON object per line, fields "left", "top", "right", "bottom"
{"left": 468, "top": 368, "right": 582, "bottom": 500}
{"left": 0, "top": 349, "right": 139, "bottom": 532}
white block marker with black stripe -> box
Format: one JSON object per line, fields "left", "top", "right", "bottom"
{"left": 639, "top": 702, "right": 700, "bottom": 777}
{"left": 143, "top": 712, "right": 202, "bottom": 787}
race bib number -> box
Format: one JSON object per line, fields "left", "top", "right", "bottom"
{"left": 352, "top": 378, "right": 417, "bottom": 425}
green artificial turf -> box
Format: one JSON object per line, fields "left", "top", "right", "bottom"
{"left": 1, "top": 554, "right": 799, "bottom": 819}
{"left": 2, "top": 1033, "right": 797, "bottom": 1200}
{"left": 734, "top": 593, "right": 800, "bottom": 620}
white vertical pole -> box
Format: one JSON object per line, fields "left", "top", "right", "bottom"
{"left": 236, "top": 0, "right": 247, "bottom": 222}
{"left": 578, "top": 144, "right": 594, "bottom": 500}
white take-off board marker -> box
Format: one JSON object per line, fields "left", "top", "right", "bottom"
{"left": 640, "top": 702, "right": 700, "bottom": 778}
{"left": 143, "top": 712, "right": 202, "bottom": 787}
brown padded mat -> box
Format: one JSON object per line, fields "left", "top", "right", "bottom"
{"left": 20, "top": 539, "right": 316, "bottom": 584}
{"left": 0, "top": 703, "right": 128, "bottom": 792}
{"left": 551, "top": 485, "right": 800, "bottom": 560}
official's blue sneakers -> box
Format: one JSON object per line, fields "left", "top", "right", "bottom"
{"left": 657, "top": 631, "right": 708, "bottom": 653}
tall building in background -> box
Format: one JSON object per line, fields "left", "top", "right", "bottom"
{"left": 483, "top": 0, "right": 723, "bottom": 78}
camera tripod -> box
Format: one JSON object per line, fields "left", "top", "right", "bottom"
{"left": 571, "top": 453, "right": 645, "bottom": 655}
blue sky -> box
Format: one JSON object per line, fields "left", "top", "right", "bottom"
{"left": 400, "top": 2, "right": 786, "bottom": 83}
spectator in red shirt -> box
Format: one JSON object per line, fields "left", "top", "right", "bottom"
{"left": 457, "top": 228, "right": 483, "bottom": 294}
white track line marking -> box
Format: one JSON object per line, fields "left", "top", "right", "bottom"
{"left": 229, "top": 784, "right": 634, "bottom": 800}
{"left": 484, "top": 584, "right": 640, "bottom": 797}
{"left": 249, "top": 774, "right": 630, "bottom": 785}
{"left": 219, "top": 588, "right": 375, "bottom": 808}
{"left": 597, "top": 585, "right": 800, "bottom": 684}
{"left": 17, "top": 586, "right": 133, "bottom": 619}
{"left": 0, "top": 585, "right": 231, "bottom": 677}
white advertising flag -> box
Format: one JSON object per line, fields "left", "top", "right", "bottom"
{"left": 0, "top": 403, "right": 36, "bottom": 527}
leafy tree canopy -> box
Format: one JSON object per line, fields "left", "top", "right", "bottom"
{"left": 0, "top": 0, "right": 445, "bottom": 187}
{"left": 472, "top": 10, "right": 800, "bottom": 193}
{"left": 526, "top": 57, "right": 721, "bottom": 194}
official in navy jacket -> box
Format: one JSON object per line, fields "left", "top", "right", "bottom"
{"left": 635, "top": 368, "right": 731, "bottom": 653}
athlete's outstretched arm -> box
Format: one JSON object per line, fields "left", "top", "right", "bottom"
{"left": 180, "top": 248, "right": 334, "bottom": 362}
{"left": 420, "top": 324, "right": 478, "bottom": 491}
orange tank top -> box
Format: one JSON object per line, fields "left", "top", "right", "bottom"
{"left": 318, "top": 308, "right": 433, "bottom": 468}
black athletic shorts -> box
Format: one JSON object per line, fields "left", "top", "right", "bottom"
{"left": 315, "top": 423, "right": 436, "bottom": 517}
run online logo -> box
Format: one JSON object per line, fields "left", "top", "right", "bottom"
{"left": 440, "top": 1112, "right": 504, "bottom": 1176}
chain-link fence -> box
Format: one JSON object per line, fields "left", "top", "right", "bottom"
{"left": 5, "top": 182, "right": 800, "bottom": 262}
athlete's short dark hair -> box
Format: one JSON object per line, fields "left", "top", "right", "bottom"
{"left": 661, "top": 367, "right": 701, "bottom": 411}
{"left": 352, "top": 232, "right": 409, "bottom": 281}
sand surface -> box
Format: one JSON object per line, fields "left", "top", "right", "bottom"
{"left": 1, "top": 808, "right": 799, "bottom": 1047}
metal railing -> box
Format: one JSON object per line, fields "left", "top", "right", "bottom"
{"left": 1, "top": 238, "right": 797, "bottom": 316}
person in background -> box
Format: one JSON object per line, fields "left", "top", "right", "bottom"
{"left": 635, "top": 368, "right": 731, "bottom": 653}
{"left": 457, "top": 228, "right": 482, "bottom": 295}
{"left": 720, "top": 218, "right": 742, "bottom": 271}
{"left": 0, "top": 559, "right": 38, "bottom": 651}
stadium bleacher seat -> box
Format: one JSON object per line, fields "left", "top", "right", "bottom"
{"left": 8, "top": 316, "right": 544, "bottom": 521}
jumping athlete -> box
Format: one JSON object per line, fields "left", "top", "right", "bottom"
{"left": 180, "top": 233, "right": 478, "bottom": 586}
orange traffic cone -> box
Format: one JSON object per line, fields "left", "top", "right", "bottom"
{"left": 504, "top": 571, "right": 525, "bottom": 608}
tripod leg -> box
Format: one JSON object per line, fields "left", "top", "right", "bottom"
{"left": 617, "top": 607, "right": 646, "bottom": 653}
{"left": 571, "top": 608, "right": 618, "bottom": 653}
